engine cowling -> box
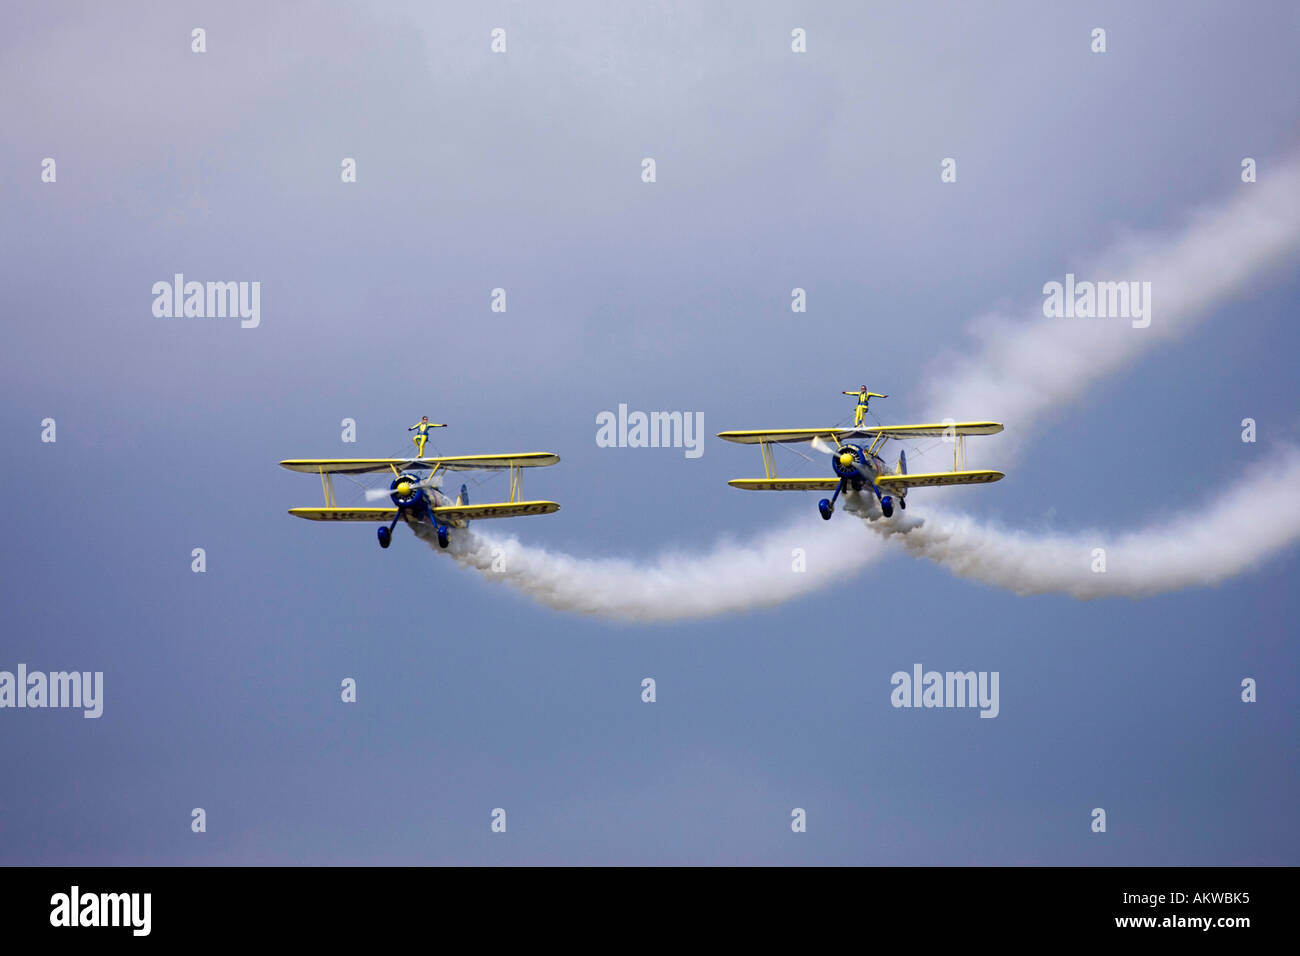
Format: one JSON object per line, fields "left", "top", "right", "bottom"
{"left": 832, "top": 445, "right": 867, "bottom": 479}
{"left": 389, "top": 472, "right": 424, "bottom": 507}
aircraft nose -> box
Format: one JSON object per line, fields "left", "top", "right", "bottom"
{"left": 839, "top": 452, "right": 854, "bottom": 467}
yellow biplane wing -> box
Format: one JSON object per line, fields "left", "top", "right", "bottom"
{"left": 727, "top": 478, "right": 841, "bottom": 491}
{"left": 432, "top": 501, "right": 560, "bottom": 521}
{"left": 280, "top": 453, "right": 560, "bottom": 475}
{"left": 716, "top": 423, "right": 1003, "bottom": 444}
{"left": 284, "top": 451, "right": 558, "bottom": 510}
{"left": 727, "top": 472, "right": 1003, "bottom": 491}
{"left": 876, "top": 470, "right": 1004, "bottom": 489}
{"left": 289, "top": 508, "right": 398, "bottom": 521}
{"left": 719, "top": 421, "right": 1005, "bottom": 485}
{"left": 289, "top": 501, "right": 560, "bottom": 522}
{"left": 856, "top": 423, "right": 1003, "bottom": 439}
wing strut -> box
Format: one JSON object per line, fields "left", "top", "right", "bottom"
{"left": 318, "top": 468, "right": 336, "bottom": 507}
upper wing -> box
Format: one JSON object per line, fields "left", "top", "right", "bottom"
{"left": 717, "top": 429, "right": 855, "bottom": 445}
{"left": 281, "top": 460, "right": 412, "bottom": 475}
{"left": 717, "top": 423, "right": 1002, "bottom": 445}
{"left": 875, "top": 470, "right": 1004, "bottom": 489}
{"left": 280, "top": 453, "right": 560, "bottom": 475}
{"left": 855, "top": 422, "right": 1003, "bottom": 439}
{"left": 431, "top": 453, "right": 561, "bottom": 472}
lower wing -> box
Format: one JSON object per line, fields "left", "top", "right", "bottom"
{"left": 876, "top": 470, "right": 1004, "bottom": 489}
{"left": 289, "top": 508, "right": 397, "bottom": 521}
{"left": 727, "top": 471, "right": 1004, "bottom": 492}
{"left": 727, "top": 478, "right": 841, "bottom": 491}
{"left": 288, "top": 501, "right": 560, "bottom": 522}
{"left": 432, "top": 501, "right": 560, "bottom": 520}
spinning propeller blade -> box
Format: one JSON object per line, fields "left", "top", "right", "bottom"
{"left": 810, "top": 435, "right": 837, "bottom": 456}
{"left": 365, "top": 474, "right": 443, "bottom": 502}
{"left": 810, "top": 435, "right": 876, "bottom": 483}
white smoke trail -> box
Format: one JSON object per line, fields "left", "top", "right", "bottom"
{"left": 919, "top": 157, "right": 1300, "bottom": 466}
{"left": 417, "top": 160, "right": 1300, "bottom": 616}
{"left": 858, "top": 448, "right": 1300, "bottom": 598}
{"left": 415, "top": 501, "right": 885, "bottom": 622}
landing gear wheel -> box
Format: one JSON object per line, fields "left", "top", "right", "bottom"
{"left": 436, "top": 527, "right": 450, "bottom": 549}
{"left": 818, "top": 498, "right": 834, "bottom": 521}
{"left": 377, "top": 526, "right": 391, "bottom": 549}
{"left": 899, "top": 497, "right": 906, "bottom": 510}
{"left": 880, "top": 495, "right": 894, "bottom": 518}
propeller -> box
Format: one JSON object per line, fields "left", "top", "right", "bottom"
{"left": 810, "top": 436, "right": 889, "bottom": 500}
{"left": 365, "top": 473, "right": 443, "bottom": 502}
{"left": 809, "top": 436, "right": 871, "bottom": 478}
{"left": 810, "top": 435, "right": 837, "bottom": 456}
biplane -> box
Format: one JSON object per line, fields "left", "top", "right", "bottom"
{"left": 279, "top": 452, "right": 560, "bottom": 550}
{"left": 718, "top": 397, "right": 1004, "bottom": 520}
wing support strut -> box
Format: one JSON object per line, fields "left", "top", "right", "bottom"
{"left": 319, "top": 468, "right": 336, "bottom": 507}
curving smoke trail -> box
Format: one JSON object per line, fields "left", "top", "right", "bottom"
{"left": 419, "top": 159, "right": 1300, "bottom": 617}
{"left": 918, "top": 157, "right": 1300, "bottom": 467}
{"left": 855, "top": 448, "right": 1300, "bottom": 597}
{"left": 415, "top": 509, "right": 885, "bottom": 622}
{"left": 425, "top": 443, "right": 1300, "bottom": 614}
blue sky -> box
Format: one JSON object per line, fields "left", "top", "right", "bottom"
{"left": 1, "top": 1, "right": 1297, "bottom": 864}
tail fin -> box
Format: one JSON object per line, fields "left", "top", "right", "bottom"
{"left": 457, "top": 483, "right": 469, "bottom": 506}
{"left": 897, "top": 450, "right": 907, "bottom": 475}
